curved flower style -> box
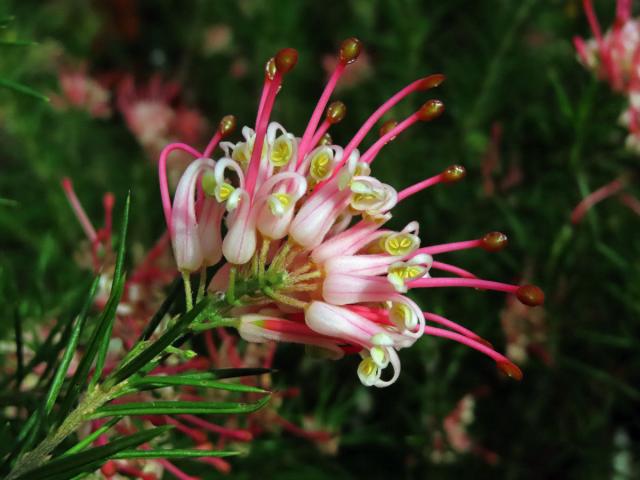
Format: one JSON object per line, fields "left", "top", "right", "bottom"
{"left": 159, "top": 38, "right": 544, "bottom": 388}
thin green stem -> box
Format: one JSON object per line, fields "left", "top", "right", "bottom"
{"left": 182, "top": 271, "right": 193, "bottom": 311}
{"left": 196, "top": 268, "right": 207, "bottom": 303}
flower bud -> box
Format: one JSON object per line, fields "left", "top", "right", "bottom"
{"left": 379, "top": 119, "right": 398, "bottom": 138}
{"left": 275, "top": 48, "right": 298, "bottom": 74}
{"left": 218, "top": 114, "right": 236, "bottom": 137}
{"left": 326, "top": 101, "right": 346, "bottom": 124}
{"left": 418, "top": 73, "right": 446, "bottom": 90}
{"left": 497, "top": 360, "right": 523, "bottom": 381}
{"left": 516, "top": 285, "right": 545, "bottom": 306}
{"left": 318, "top": 132, "right": 332, "bottom": 146}
{"left": 480, "top": 232, "right": 508, "bottom": 252}
{"left": 441, "top": 165, "right": 466, "bottom": 183}
{"left": 416, "top": 99, "right": 445, "bottom": 121}
{"left": 339, "top": 37, "right": 362, "bottom": 64}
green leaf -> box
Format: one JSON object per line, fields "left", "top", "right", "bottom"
{"left": 138, "top": 275, "right": 182, "bottom": 342}
{"left": 128, "top": 373, "right": 269, "bottom": 394}
{"left": 206, "top": 367, "right": 272, "bottom": 380}
{"left": 59, "top": 195, "right": 130, "bottom": 419}
{"left": 92, "top": 192, "right": 130, "bottom": 388}
{"left": 61, "top": 417, "right": 122, "bottom": 457}
{"left": 112, "top": 449, "right": 240, "bottom": 460}
{"left": 12, "top": 309, "right": 23, "bottom": 388}
{"left": 44, "top": 276, "right": 100, "bottom": 415}
{"left": 0, "top": 197, "right": 18, "bottom": 207}
{"left": 0, "top": 40, "right": 36, "bottom": 47}
{"left": 91, "top": 395, "right": 270, "bottom": 418}
{"left": 106, "top": 297, "right": 210, "bottom": 386}
{"left": 0, "top": 77, "right": 48, "bottom": 102}
{"left": 12, "top": 426, "right": 171, "bottom": 480}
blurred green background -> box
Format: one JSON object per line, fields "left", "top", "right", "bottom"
{"left": 0, "top": 0, "right": 638, "bottom": 478}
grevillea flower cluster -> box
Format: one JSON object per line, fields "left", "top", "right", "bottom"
{"left": 574, "top": 0, "right": 640, "bottom": 151}
{"left": 572, "top": 0, "right": 640, "bottom": 222}
{"left": 160, "top": 38, "right": 544, "bottom": 389}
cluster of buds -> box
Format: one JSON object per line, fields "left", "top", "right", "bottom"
{"left": 574, "top": 0, "right": 640, "bottom": 151}
{"left": 160, "top": 37, "right": 544, "bottom": 389}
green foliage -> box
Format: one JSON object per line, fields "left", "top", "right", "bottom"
{"left": 0, "top": 0, "right": 639, "bottom": 479}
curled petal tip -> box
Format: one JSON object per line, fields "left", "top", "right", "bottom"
{"left": 418, "top": 73, "right": 446, "bottom": 90}
{"left": 516, "top": 284, "right": 545, "bottom": 307}
{"left": 275, "top": 48, "right": 298, "bottom": 74}
{"left": 480, "top": 231, "right": 508, "bottom": 252}
{"left": 339, "top": 37, "right": 362, "bottom": 64}
{"left": 442, "top": 165, "right": 466, "bottom": 183}
{"left": 417, "top": 99, "right": 445, "bottom": 121}
{"left": 497, "top": 361, "right": 523, "bottom": 381}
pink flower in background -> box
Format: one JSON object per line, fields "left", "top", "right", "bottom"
{"left": 575, "top": 0, "right": 640, "bottom": 148}
{"left": 500, "top": 292, "right": 550, "bottom": 365}
{"left": 202, "top": 24, "right": 233, "bottom": 55}
{"left": 573, "top": 0, "right": 640, "bottom": 221}
{"left": 322, "top": 49, "right": 373, "bottom": 90}
{"left": 51, "top": 68, "right": 112, "bottom": 118}
{"left": 159, "top": 38, "right": 544, "bottom": 389}
{"left": 430, "top": 390, "right": 498, "bottom": 465}
{"left": 116, "top": 75, "right": 207, "bottom": 159}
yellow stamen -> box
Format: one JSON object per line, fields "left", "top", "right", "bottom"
{"left": 309, "top": 150, "right": 333, "bottom": 181}
{"left": 383, "top": 233, "right": 419, "bottom": 256}
{"left": 270, "top": 136, "right": 293, "bottom": 167}
{"left": 216, "top": 182, "right": 235, "bottom": 202}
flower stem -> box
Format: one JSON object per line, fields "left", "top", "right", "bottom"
{"left": 7, "top": 382, "right": 128, "bottom": 480}
{"left": 182, "top": 271, "right": 193, "bottom": 311}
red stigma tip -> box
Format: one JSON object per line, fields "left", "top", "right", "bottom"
{"left": 275, "top": 48, "right": 298, "bottom": 74}
{"left": 326, "top": 101, "right": 347, "bottom": 124}
{"left": 418, "top": 73, "right": 446, "bottom": 90}
{"left": 480, "top": 231, "right": 508, "bottom": 252}
{"left": 219, "top": 114, "right": 237, "bottom": 137}
{"left": 497, "top": 361, "right": 523, "bottom": 381}
{"left": 61, "top": 177, "right": 72, "bottom": 191}
{"left": 442, "top": 165, "right": 466, "bottom": 183}
{"left": 339, "top": 37, "right": 362, "bottom": 64}
{"left": 379, "top": 119, "right": 398, "bottom": 138}
{"left": 416, "top": 99, "right": 445, "bottom": 121}
{"left": 103, "top": 192, "right": 115, "bottom": 208}
{"left": 516, "top": 285, "right": 545, "bottom": 306}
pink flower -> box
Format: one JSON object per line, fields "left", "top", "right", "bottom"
{"left": 158, "top": 38, "right": 544, "bottom": 387}
{"left": 117, "top": 75, "right": 207, "bottom": 158}
{"left": 52, "top": 69, "right": 112, "bottom": 118}
{"left": 575, "top": 0, "right": 640, "bottom": 151}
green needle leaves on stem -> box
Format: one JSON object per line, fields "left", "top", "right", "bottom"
{"left": 11, "top": 426, "right": 172, "bottom": 480}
